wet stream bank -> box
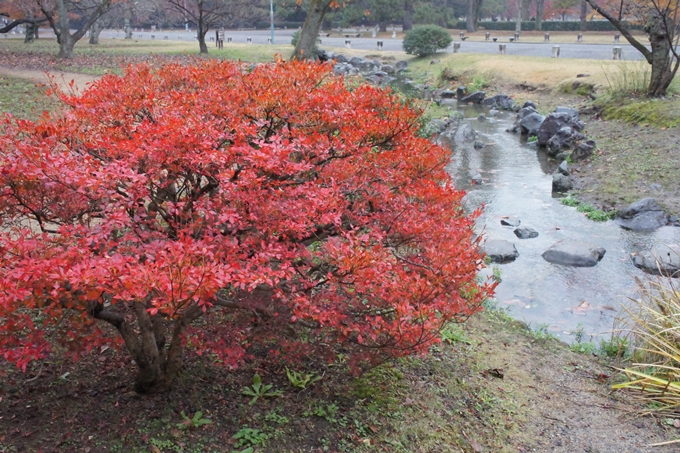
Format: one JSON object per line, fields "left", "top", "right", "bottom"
{"left": 443, "top": 106, "right": 680, "bottom": 341}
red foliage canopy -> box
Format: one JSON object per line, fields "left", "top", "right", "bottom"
{"left": 0, "top": 59, "right": 492, "bottom": 391}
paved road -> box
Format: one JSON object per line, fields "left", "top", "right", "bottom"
{"left": 99, "top": 28, "right": 646, "bottom": 61}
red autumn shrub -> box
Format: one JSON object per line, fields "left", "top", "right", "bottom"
{"left": 0, "top": 59, "right": 492, "bottom": 393}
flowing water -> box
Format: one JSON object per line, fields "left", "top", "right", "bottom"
{"left": 442, "top": 107, "right": 680, "bottom": 342}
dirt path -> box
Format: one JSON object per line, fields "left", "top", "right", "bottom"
{"left": 0, "top": 66, "right": 99, "bottom": 92}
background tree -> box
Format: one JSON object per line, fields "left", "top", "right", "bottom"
{"left": 549, "top": 0, "right": 579, "bottom": 19}
{"left": 293, "top": 0, "right": 346, "bottom": 60}
{"left": 166, "top": 0, "right": 262, "bottom": 54}
{"left": 367, "top": 0, "right": 402, "bottom": 31}
{"left": 0, "top": 60, "right": 491, "bottom": 394}
{"left": 586, "top": 0, "right": 680, "bottom": 96}
{"left": 402, "top": 0, "right": 414, "bottom": 30}
{"left": 37, "top": 0, "right": 112, "bottom": 58}
{"left": 466, "top": 0, "right": 483, "bottom": 32}
{"left": 535, "top": 0, "right": 545, "bottom": 30}
{"left": 0, "top": 2, "right": 48, "bottom": 42}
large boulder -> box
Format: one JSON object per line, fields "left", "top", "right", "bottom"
{"left": 546, "top": 127, "right": 586, "bottom": 156}
{"left": 537, "top": 112, "right": 585, "bottom": 147}
{"left": 396, "top": 60, "right": 408, "bottom": 70}
{"left": 483, "top": 240, "right": 519, "bottom": 263}
{"left": 616, "top": 198, "right": 669, "bottom": 231}
{"left": 453, "top": 123, "right": 477, "bottom": 144}
{"left": 520, "top": 113, "right": 545, "bottom": 136}
{"left": 554, "top": 106, "right": 580, "bottom": 119}
{"left": 460, "top": 91, "right": 486, "bottom": 104}
{"left": 483, "top": 94, "right": 516, "bottom": 110}
{"left": 552, "top": 173, "right": 572, "bottom": 192}
{"left": 571, "top": 140, "right": 596, "bottom": 161}
{"left": 542, "top": 241, "right": 606, "bottom": 267}
{"left": 632, "top": 244, "right": 680, "bottom": 277}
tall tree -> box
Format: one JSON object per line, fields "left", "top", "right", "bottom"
{"left": 292, "top": 0, "right": 341, "bottom": 60}
{"left": 550, "top": 0, "right": 579, "bottom": 19}
{"left": 38, "top": 0, "right": 113, "bottom": 58}
{"left": 535, "top": 0, "right": 545, "bottom": 30}
{"left": 466, "top": 0, "right": 481, "bottom": 32}
{"left": 586, "top": 0, "right": 680, "bottom": 96}
{"left": 515, "top": 0, "right": 522, "bottom": 31}
{"left": 402, "top": 0, "right": 414, "bottom": 30}
{"left": 166, "top": 0, "right": 261, "bottom": 54}
{"left": 579, "top": 0, "right": 588, "bottom": 29}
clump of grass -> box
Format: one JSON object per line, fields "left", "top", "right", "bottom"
{"left": 602, "top": 61, "right": 650, "bottom": 98}
{"left": 561, "top": 196, "right": 613, "bottom": 221}
{"left": 613, "top": 276, "right": 680, "bottom": 414}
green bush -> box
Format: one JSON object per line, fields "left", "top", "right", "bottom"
{"left": 403, "top": 25, "right": 453, "bottom": 57}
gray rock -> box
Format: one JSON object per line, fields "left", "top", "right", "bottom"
{"left": 483, "top": 94, "right": 515, "bottom": 110}
{"left": 453, "top": 123, "right": 477, "bottom": 144}
{"left": 483, "top": 240, "right": 519, "bottom": 263}
{"left": 478, "top": 114, "right": 486, "bottom": 122}
{"left": 489, "top": 109, "right": 500, "bottom": 117}
{"left": 572, "top": 140, "right": 595, "bottom": 161}
{"left": 438, "top": 98, "right": 457, "bottom": 107}
{"left": 473, "top": 140, "right": 485, "bottom": 150}
{"left": 349, "top": 56, "right": 364, "bottom": 66}
{"left": 520, "top": 112, "right": 545, "bottom": 136}
{"left": 616, "top": 198, "right": 669, "bottom": 231}
{"left": 546, "top": 127, "right": 586, "bottom": 156}
{"left": 365, "top": 75, "right": 381, "bottom": 85}
{"left": 632, "top": 244, "right": 680, "bottom": 277}
{"left": 430, "top": 59, "right": 441, "bottom": 65}
{"left": 381, "top": 64, "right": 395, "bottom": 75}
{"left": 552, "top": 173, "right": 573, "bottom": 192}
{"left": 427, "top": 118, "right": 448, "bottom": 133}
{"left": 471, "top": 172, "right": 483, "bottom": 185}
{"left": 558, "top": 160, "right": 570, "bottom": 176}
{"left": 554, "top": 106, "right": 580, "bottom": 119}
{"left": 372, "top": 71, "right": 388, "bottom": 78}
{"left": 542, "top": 241, "right": 606, "bottom": 267}
{"left": 501, "top": 217, "right": 520, "bottom": 227}
{"left": 335, "top": 54, "right": 349, "bottom": 63}
{"left": 456, "top": 86, "right": 467, "bottom": 101}
{"left": 514, "top": 227, "right": 539, "bottom": 239}
{"left": 523, "top": 101, "right": 537, "bottom": 109}
{"left": 396, "top": 60, "right": 408, "bottom": 70}
{"left": 333, "top": 62, "right": 353, "bottom": 75}
{"left": 460, "top": 91, "right": 486, "bottom": 104}
{"left": 537, "top": 112, "right": 585, "bottom": 147}
{"left": 440, "top": 89, "right": 456, "bottom": 99}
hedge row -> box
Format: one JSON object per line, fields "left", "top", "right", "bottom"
{"left": 452, "top": 20, "right": 642, "bottom": 32}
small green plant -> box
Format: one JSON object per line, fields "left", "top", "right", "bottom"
{"left": 527, "top": 135, "right": 538, "bottom": 143}
{"left": 176, "top": 411, "right": 212, "bottom": 430}
{"left": 241, "top": 374, "right": 283, "bottom": 406}
{"left": 561, "top": 196, "right": 580, "bottom": 207}
{"left": 286, "top": 367, "right": 322, "bottom": 389}
{"left": 599, "top": 336, "right": 630, "bottom": 358}
{"left": 403, "top": 25, "right": 453, "bottom": 57}
{"left": 264, "top": 408, "right": 290, "bottom": 425}
{"left": 491, "top": 265, "right": 502, "bottom": 283}
{"left": 304, "top": 403, "right": 339, "bottom": 423}
{"left": 233, "top": 428, "right": 269, "bottom": 449}
{"left": 532, "top": 323, "right": 558, "bottom": 341}
{"left": 561, "top": 197, "right": 613, "bottom": 221}
{"left": 467, "top": 75, "right": 488, "bottom": 92}
{"left": 570, "top": 342, "right": 597, "bottom": 354}
{"left": 440, "top": 322, "right": 471, "bottom": 344}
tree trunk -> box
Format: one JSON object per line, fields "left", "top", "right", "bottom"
{"left": 24, "top": 23, "right": 36, "bottom": 43}
{"left": 292, "top": 0, "right": 331, "bottom": 60}
{"left": 535, "top": 0, "right": 545, "bottom": 31}
{"left": 58, "top": 35, "right": 75, "bottom": 58}
{"left": 379, "top": 21, "right": 387, "bottom": 32}
{"left": 402, "top": 0, "right": 414, "bottom": 32}
{"left": 89, "top": 19, "right": 102, "bottom": 45}
{"left": 198, "top": 25, "right": 208, "bottom": 54}
{"left": 647, "top": 12, "right": 677, "bottom": 96}
{"left": 515, "top": 0, "right": 522, "bottom": 32}
{"left": 466, "top": 0, "right": 476, "bottom": 32}
{"left": 580, "top": 0, "right": 587, "bottom": 31}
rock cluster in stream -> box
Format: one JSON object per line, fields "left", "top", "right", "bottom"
{"left": 321, "top": 55, "right": 679, "bottom": 275}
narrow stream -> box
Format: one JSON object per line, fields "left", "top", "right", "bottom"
{"left": 443, "top": 107, "right": 680, "bottom": 341}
